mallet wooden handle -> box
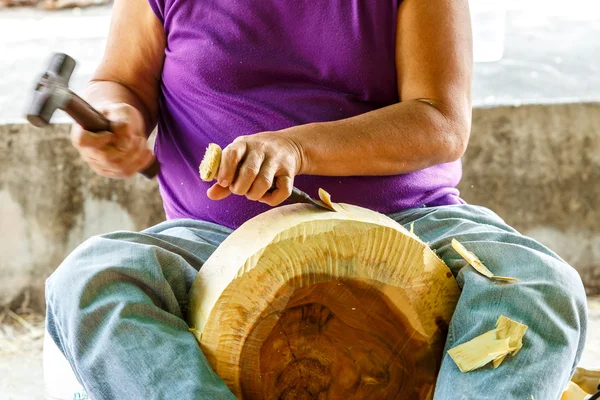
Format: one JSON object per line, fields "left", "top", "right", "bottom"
{"left": 66, "top": 93, "right": 160, "bottom": 179}
{"left": 65, "top": 94, "right": 111, "bottom": 132}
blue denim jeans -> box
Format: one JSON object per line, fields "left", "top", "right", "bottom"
{"left": 45, "top": 204, "right": 588, "bottom": 399}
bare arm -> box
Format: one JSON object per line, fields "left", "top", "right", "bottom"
{"left": 289, "top": 0, "right": 473, "bottom": 176}
{"left": 210, "top": 0, "right": 473, "bottom": 205}
{"left": 85, "top": 0, "right": 165, "bottom": 134}
{"left": 69, "top": 0, "right": 165, "bottom": 178}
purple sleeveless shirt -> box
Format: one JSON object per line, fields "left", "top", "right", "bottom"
{"left": 148, "top": 0, "right": 464, "bottom": 229}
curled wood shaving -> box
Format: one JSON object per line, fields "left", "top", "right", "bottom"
{"left": 561, "top": 381, "right": 592, "bottom": 400}
{"left": 199, "top": 143, "right": 222, "bottom": 182}
{"left": 448, "top": 315, "right": 528, "bottom": 372}
{"left": 496, "top": 315, "right": 528, "bottom": 356}
{"left": 451, "top": 239, "right": 519, "bottom": 282}
{"left": 447, "top": 330, "right": 511, "bottom": 372}
{"left": 571, "top": 367, "right": 600, "bottom": 395}
{"left": 318, "top": 188, "right": 335, "bottom": 210}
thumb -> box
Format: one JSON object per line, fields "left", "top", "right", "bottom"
{"left": 110, "top": 120, "right": 136, "bottom": 152}
{"left": 102, "top": 104, "right": 145, "bottom": 152}
{"left": 207, "top": 183, "right": 232, "bottom": 200}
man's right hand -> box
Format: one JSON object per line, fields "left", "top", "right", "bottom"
{"left": 70, "top": 103, "right": 154, "bottom": 179}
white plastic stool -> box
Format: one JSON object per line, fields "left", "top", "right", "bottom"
{"left": 43, "top": 328, "right": 89, "bottom": 400}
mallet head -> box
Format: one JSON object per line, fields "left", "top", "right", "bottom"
{"left": 27, "top": 53, "right": 76, "bottom": 127}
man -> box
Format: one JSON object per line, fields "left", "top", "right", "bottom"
{"left": 45, "top": 0, "right": 587, "bottom": 398}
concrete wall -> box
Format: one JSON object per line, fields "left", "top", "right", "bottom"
{"left": 0, "top": 124, "right": 165, "bottom": 310}
{"left": 1, "top": 102, "right": 598, "bottom": 311}
{"left": 461, "top": 103, "right": 600, "bottom": 294}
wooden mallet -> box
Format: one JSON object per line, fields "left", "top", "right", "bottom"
{"left": 26, "top": 52, "right": 160, "bottom": 179}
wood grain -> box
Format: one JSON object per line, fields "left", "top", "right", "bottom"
{"left": 188, "top": 203, "right": 460, "bottom": 399}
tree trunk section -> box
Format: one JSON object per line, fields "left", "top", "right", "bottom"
{"left": 188, "top": 203, "right": 460, "bottom": 399}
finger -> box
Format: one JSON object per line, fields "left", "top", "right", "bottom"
{"left": 83, "top": 145, "right": 127, "bottom": 165}
{"left": 110, "top": 120, "right": 136, "bottom": 152}
{"left": 88, "top": 163, "right": 122, "bottom": 179}
{"left": 230, "top": 150, "right": 264, "bottom": 196}
{"left": 107, "top": 137, "right": 153, "bottom": 177}
{"left": 138, "top": 153, "right": 158, "bottom": 176}
{"left": 259, "top": 174, "right": 293, "bottom": 206}
{"left": 87, "top": 151, "right": 150, "bottom": 178}
{"left": 85, "top": 137, "right": 149, "bottom": 178}
{"left": 246, "top": 159, "right": 277, "bottom": 201}
{"left": 218, "top": 140, "right": 247, "bottom": 188}
{"left": 82, "top": 135, "right": 143, "bottom": 170}
{"left": 87, "top": 156, "right": 127, "bottom": 176}
{"left": 207, "top": 183, "right": 232, "bottom": 200}
{"left": 103, "top": 104, "right": 146, "bottom": 151}
{"left": 119, "top": 147, "right": 154, "bottom": 178}
{"left": 71, "top": 126, "right": 114, "bottom": 149}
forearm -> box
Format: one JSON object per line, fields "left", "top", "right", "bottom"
{"left": 83, "top": 80, "right": 157, "bottom": 136}
{"left": 288, "top": 99, "right": 471, "bottom": 177}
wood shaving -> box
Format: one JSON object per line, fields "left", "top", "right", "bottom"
{"left": 318, "top": 188, "right": 335, "bottom": 210}
{"left": 492, "top": 354, "right": 507, "bottom": 369}
{"left": 496, "top": 314, "right": 528, "bottom": 356}
{"left": 560, "top": 381, "right": 592, "bottom": 400}
{"left": 451, "top": 239, "right": 519, "bottom": 282}
{"left": 571, "top": 367, "right": 600, "bottom": 395}
{"left": 447, "top": 329, "right": 511, "bottom": 372}
{"left": 448, "top": 315, "right": 528, "bottom": 372}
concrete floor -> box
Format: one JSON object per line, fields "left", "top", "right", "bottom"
{"left": 0, "top": 353, "right": 44, "bottom": 400}
{"left": 0, "top": 310, "right": 44, "bottom": 400}
{"left": 0, "top": 297, "right": 598, "bottom": 400}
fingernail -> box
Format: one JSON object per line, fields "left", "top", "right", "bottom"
{"left": 220, "top": 180, "right": 229, "bottom": 187}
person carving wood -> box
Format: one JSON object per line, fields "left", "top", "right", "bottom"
{"left": 45, "top": 0, "right": 588, "bottom": 399}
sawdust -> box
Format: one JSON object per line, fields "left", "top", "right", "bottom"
{"left": 0, "top": 293, "right": 44, "bottom": 356}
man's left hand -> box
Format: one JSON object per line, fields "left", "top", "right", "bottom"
{"left": 206, "top": 131, "right": 304, "bottom": 206}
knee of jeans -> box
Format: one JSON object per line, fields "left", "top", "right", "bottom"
{"left": 544, "top": 260, "right": 587, "bottom": 324}
{"left": 45, "top": 235, "right": 112, "bottom": 310}
{"left": 554, "top": 262, "right": 586, "bottom": 299}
